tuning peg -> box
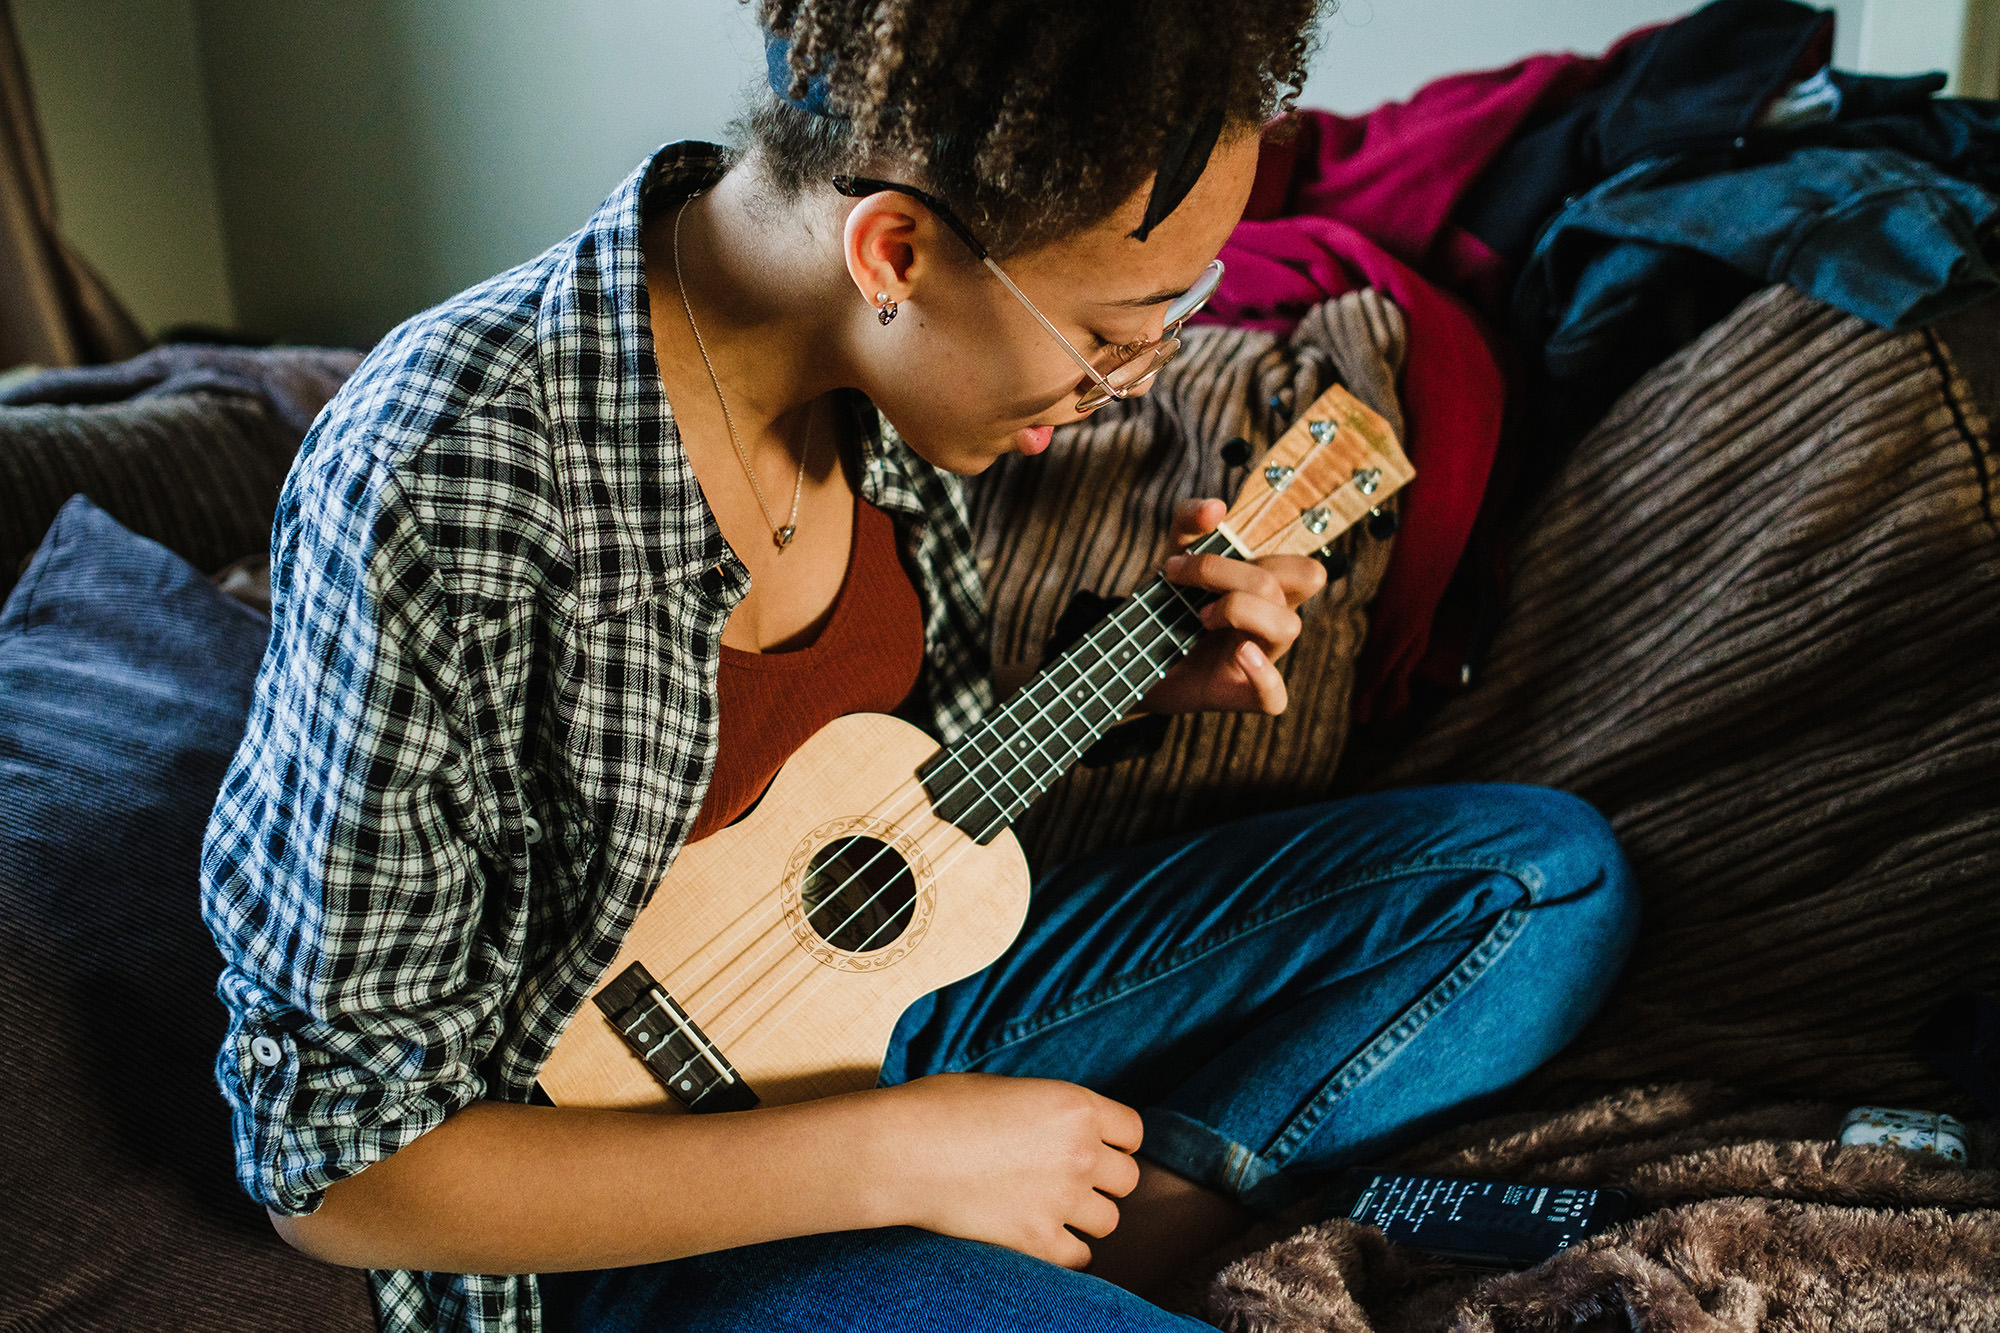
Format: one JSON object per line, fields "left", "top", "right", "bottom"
{"left": 1317, "top": 546, "right": 1352, "bottom": 580}
{"left": 1366, "top": 507, "right": 1398, "bottom": 540}
{"left": 1220, "top": 436, "right": 1252, "bottom": 467}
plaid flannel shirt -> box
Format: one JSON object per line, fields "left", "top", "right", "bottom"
{"left": 201, "top": 142, "right": 994, "bottom": 1333}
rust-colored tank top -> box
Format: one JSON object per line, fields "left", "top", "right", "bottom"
{"left": 687, "top": 495, "right": 924, "bottom": 842}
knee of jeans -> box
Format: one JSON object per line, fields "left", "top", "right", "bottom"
{"left": 1536, "top": 788, "right": 1632, "bottom": 956}
{"left": 1493, "top": 785, "right": 1641, "bottom": 957}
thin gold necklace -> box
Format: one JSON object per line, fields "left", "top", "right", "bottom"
{"left": 672, "top": 199, "right": 810, "bottom": 549}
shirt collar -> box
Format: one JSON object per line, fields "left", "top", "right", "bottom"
{"left": 538, "top": 141, "right": 938, "bottom": 622}
{"left": 537, "top": 141, "right": 735, "bottom": 622}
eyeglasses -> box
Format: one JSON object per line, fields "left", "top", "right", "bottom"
{"left": 833, "top": 175, "right": 1223, "bottom": 414}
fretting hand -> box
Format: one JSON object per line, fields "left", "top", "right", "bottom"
{"left": 1140, "top": 497, "right": 1328, "bottom": 716}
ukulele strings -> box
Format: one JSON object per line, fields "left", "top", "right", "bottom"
{"left": 714, "top": 582, "right": 1210, "bottom": 1057}
{"left": 675, "top": 561, "right": 1202, "bottom": 1034}
{"left": 680, "top": 486, "right": 1352, "bottom": 1072}
{"left": 675, "top": 426, "right": 1361, "bottom": 1016}
{"left": 721, "top": 448, "right": 1369, "bottom": 1009}
{"left": 685, "top": 429, "right": 1363, "bottom": 1013}
{"left": 674, "top": 469, "right": 1374, "bottom": 1077}
{"left": 669, "top": 454, "right": 1375, "bottom": 1078}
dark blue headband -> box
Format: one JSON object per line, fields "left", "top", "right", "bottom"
{"left": 764, "top": 32, "right": 1218, "bottom": 241}
{"left": 765, "top": 34, "right": 842, "bottom": 118}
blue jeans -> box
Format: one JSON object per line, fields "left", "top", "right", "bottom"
{"left": 544, "top": 784, "right": 1638, "bottom": 1332}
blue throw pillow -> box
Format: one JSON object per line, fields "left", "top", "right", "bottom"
{"left": 0, "top": 495, "right": 372, "bottom": 1328}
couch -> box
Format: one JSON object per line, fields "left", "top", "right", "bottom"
{"left": 2, "top": 286, "right": 1994, "bottom": 1331}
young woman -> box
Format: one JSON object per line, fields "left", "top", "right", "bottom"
{"left": 203, "top": 3, "right": 1638, "bottom": 1331}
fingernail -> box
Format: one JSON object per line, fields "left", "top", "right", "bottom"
{"left": 1238, "top": 641, "right": 1265, "bottom": 669}
{"left": 1165, "top": 555, "right": 1186, "bottom": 574}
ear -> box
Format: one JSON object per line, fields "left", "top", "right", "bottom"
{"left": 841, "top": 191, "right": 931, "bottom": 306}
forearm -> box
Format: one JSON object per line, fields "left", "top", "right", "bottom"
{"left": 273, "top": 1092, "right": 902, "bottom": 1274}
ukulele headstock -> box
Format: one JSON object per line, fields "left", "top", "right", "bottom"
{"left": 1215, "top": 385, "right": 1414, "bottom": 560}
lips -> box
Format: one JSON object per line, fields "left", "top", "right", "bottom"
{"left": 1015, "top": 424, "right": 1055, "bottom": 455}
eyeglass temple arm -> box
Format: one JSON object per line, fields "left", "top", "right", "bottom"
{"left": 831, "top": 175, "right": 991, "bottom": 259}
{"left": 831, "top": 173, "right": 1123, "bottom": 394}
{"left": 976, "top": 256, "right": 1123, "bottom": 391}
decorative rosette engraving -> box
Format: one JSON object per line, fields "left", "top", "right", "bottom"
{"left": 781, "top": 817, "right": 936, "bottom": 973}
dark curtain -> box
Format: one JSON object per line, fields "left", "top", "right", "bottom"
{"left": 0, "top": 0, "right": 147, "bottom": 370}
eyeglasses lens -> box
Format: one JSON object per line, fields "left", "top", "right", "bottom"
{"left": 1163, "top": 260, "right": 1225, "bottom": 328}
{"left": 1072, "top": 259, "right": 1224, "bottom": 413}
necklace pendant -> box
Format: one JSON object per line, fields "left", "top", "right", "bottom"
{"left": 774, "top": 525, "right": 797, "bottom": 549}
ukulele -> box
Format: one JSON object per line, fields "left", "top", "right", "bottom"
{"left": 538, "top": 384, "right": 1414, "bottom": 1114}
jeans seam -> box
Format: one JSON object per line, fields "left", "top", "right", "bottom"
{"left": 1256, "top": 903, "right": 1534, "bottom": 1172}
{"left": 953, "top": 856, "right": 1546, "bottom": 1072}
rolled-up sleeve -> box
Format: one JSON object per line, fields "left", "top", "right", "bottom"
{"left": 202, "top": 435, "right": 504, "bottom": 1217}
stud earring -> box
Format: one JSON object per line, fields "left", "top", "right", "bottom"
{"left": 875, "top": 291, "right": 899, "bottom": 326}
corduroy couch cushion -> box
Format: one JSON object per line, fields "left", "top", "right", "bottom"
{"left": 969, "top": 291, "right": 1411, "bottom": 871}
{"left": 0, "top": 497, "right": 373, "bottom": 1330}
{"left": 1374, "top": 284, "right": 2000, "bottom": 1110}
{"left": 0, "top": 344, "right": 362, "bottom": 604}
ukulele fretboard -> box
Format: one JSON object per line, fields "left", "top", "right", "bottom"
{"left": 918, "top": 529, "right": 1235, "bottom": 843}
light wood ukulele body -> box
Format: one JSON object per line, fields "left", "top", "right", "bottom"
{"left": 538, "top": 385, "right": 1412, "bottom": 1115}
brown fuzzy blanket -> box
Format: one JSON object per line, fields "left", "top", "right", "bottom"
{"left": 1199, "top": 1084, "right": 2000, "bottom": 1332}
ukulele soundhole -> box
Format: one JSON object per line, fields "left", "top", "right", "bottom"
{"left": 783, "top": 818, "right": 937, "bottom": 972}
{"left": 799, "top": 835, "right": 917, "bottom": 954}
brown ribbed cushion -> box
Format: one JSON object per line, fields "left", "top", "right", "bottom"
{"left": 0, "top": 394, "right": 298, "bottom": 602}
{"left": 1375, "top": 285, "right": 2000, "bottom": 1109}
{"left": 969, "top": 293, "right": 1409, "bottom": 871}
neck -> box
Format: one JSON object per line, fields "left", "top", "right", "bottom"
{"left": 647, "top": 162, "right": 860, "bottom": 441}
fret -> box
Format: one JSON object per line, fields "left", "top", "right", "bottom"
{"left": 920, "top": 530, "right": 1232, "bottom": 842}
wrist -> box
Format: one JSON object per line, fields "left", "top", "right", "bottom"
{"left": 797, "top": 1085, "right": 925, "bottom": 1234}
{"left": 848, "top": 1082, "right": 944, "bottom": 1233}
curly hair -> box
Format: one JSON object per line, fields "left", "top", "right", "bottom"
{"left": 745, "top": 0, "right": 1328, "bottom": 255}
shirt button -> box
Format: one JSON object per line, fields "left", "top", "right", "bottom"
{"left": 523, "top": 815, "right": 545, "bottom": 846}
{"left": 251, "top": 1036, "right": 284, "bottom": 1067}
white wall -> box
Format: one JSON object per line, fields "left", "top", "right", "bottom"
{"left": 203, "top": 0, "right": 1771, "bottom": 346}
{"left": 193, "top": 0, "right": 767, "bottom": 346}
{"left": 12, "top": 0, "right": 235, "bottom": 340}
{"left": 16, "top": 0, "right": 1980, "bottom": 349}
{"left": 1306, "top": 0, "right": 1719, "bottom": 112}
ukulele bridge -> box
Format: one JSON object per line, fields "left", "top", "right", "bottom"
{"left": 592, "top": 961, "right": 760, "bottom": 1113}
